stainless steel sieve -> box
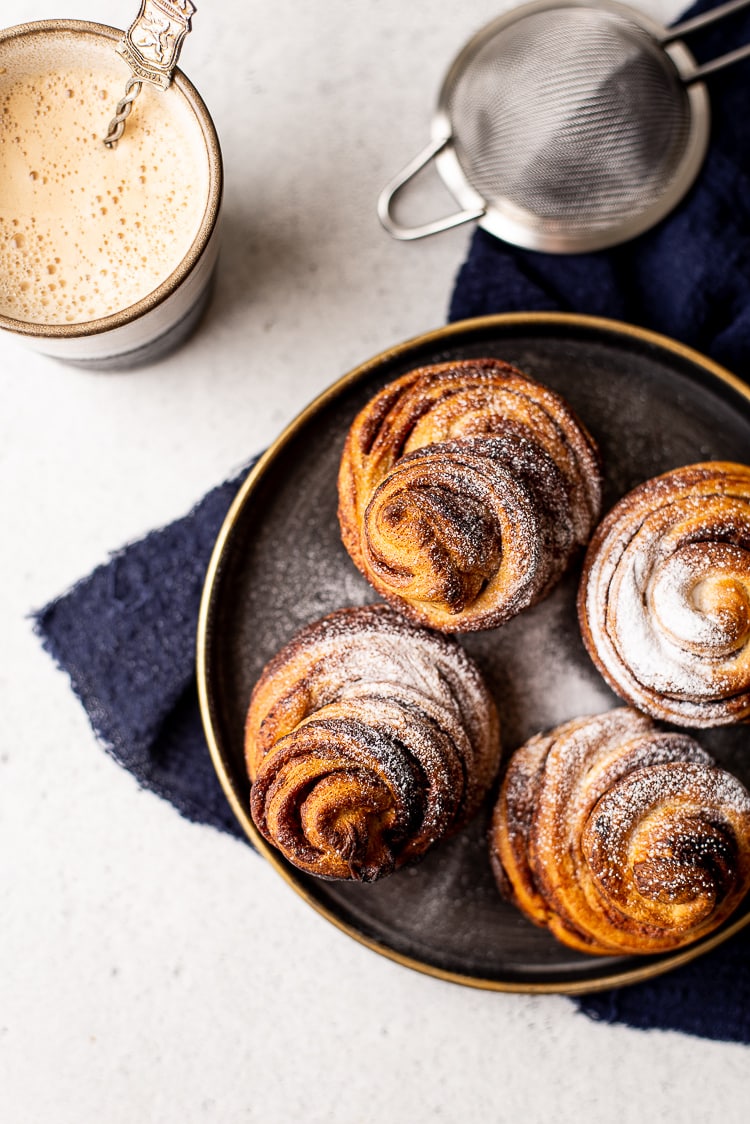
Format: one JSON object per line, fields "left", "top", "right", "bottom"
{"left": 378, "top": 0, "right": 750, "bottom": 252}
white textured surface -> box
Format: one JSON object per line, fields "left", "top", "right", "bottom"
{"left": 1, "top": 1, "right": 747, "bottom": 1121}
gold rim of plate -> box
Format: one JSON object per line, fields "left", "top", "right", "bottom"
{"left": 196, "top": 311, "right": 750, "bottom": 995}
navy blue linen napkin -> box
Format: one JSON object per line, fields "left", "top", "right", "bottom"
{"left": 36, "top": 470, "right": 252, "bottom": 841}
{"left": 36, "top": 0, "right": 750, "bottom": 1042}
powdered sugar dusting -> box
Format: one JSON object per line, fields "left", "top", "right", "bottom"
{"left": 492, "top": 708, "right": 750, "bottom": 953}
{"left": 581, "top": 463, "right": 750, "bottom": 726}
{"left": 341, "top": 359, "right": 602, "bottom": 631}
{"left": 246, "top": 604, "right": 501, "bottom": 879}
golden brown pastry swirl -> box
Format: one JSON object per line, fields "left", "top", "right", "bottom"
{"left": 246, "top": 604, "right": 500, "bottom": 881}
{"left": 490, "top": 708, "right": 750, "bottom": 955}
{"left": 338, "top": 359, "right": 602, "bottom": 631}
{"left": 579, "top": 462, "right": 750, "bottom": 727}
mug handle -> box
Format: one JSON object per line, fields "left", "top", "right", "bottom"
{"left": 377, "top": 136, "right": 485, "bottom": 240}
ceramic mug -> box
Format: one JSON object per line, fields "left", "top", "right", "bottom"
{"left": 0, "top": 19, "right": 222, "bottom": 368}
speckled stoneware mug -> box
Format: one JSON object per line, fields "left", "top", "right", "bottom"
{"left": 0, "top": 19, "right": 222, "bottom": 368}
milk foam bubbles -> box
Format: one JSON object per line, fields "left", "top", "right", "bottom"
{"left": 0, "top": 32, "right": 210, "bottom": 325}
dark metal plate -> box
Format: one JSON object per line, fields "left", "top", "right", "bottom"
{"left": 197, "top": 313, "right": 750, "bottom": 992}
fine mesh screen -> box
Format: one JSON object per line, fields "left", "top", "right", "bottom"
{"left": 446, "top": 9, "right": 693, "bottom": 231}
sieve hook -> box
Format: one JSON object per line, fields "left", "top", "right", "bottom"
{"left": 378, "top": 136, "right": 485, "bottom": 240}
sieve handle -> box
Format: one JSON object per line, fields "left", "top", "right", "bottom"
{"left": 664, "top": 0, "right": 750, "bottom": 42}
{"left": 377, "top": 137, "right": 485, "bottom": 241}
{"left": 686, "top": 41, "right": 750, "bottom": 81}
{"left": 663, "top": 0, "right": 750, "bottom": 80}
